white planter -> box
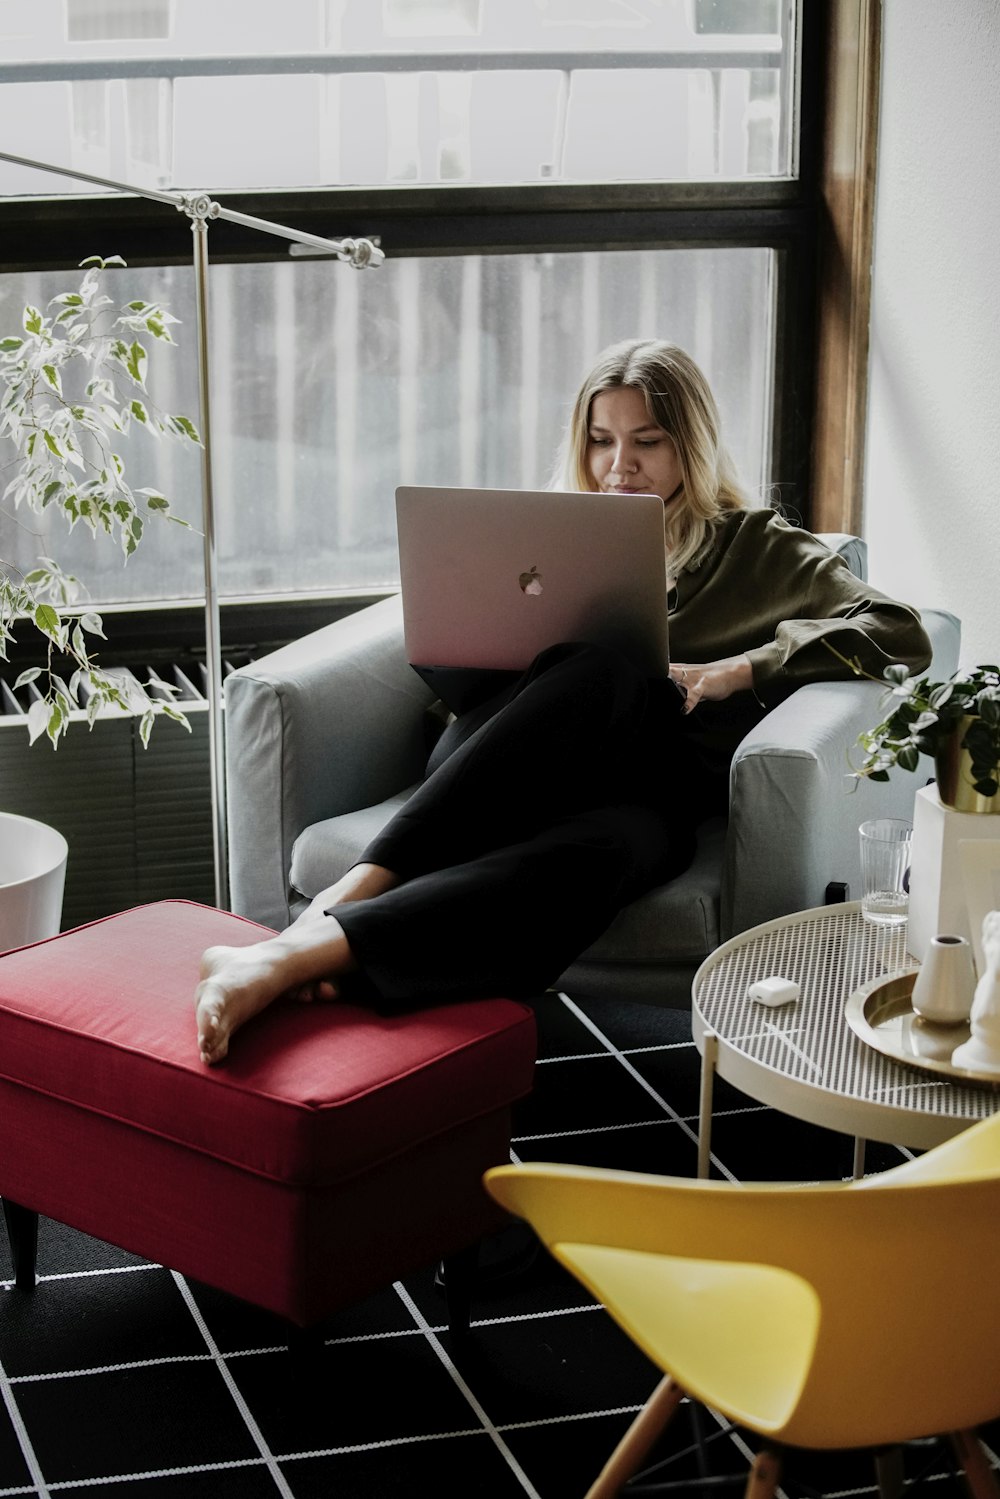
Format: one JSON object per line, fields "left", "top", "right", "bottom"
{"left": 907, "top": 784, "right": 1000, "bottom": 962}
{"left": 0, "top": 812, "right": 68, "bottom": 954}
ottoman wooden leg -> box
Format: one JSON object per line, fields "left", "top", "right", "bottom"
{"left": 2, "top": 1199, "right": 38, "bottom": 1290}
{"left": 440, "top": 1243, "right": 480, "bottom": 1342}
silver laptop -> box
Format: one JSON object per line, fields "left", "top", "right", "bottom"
{"left": 395, "top": 485, "right": 670, "bottom": 681}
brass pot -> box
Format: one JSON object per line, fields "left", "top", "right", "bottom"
{"left": 934, "top": 714, "right": 1000, "bottom": 813}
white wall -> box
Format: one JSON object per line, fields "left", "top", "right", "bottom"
{"left": 864, "top": 0, "right": 1000, "bottom": 668}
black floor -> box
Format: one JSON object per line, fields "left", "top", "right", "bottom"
{"left": 1, "top": 991, "right": 997, "bottom": 1498}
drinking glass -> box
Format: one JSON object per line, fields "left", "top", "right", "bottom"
{"left": 859, "top": 818, "right": 912, "bottom": 926}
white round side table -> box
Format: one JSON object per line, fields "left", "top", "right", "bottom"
{"left": 691, "top": 901, "right": 1000, "bottom": 1179}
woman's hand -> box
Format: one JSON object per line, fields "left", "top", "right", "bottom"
{"left": 668, "top": 654, "right": 754, "bottom": 715}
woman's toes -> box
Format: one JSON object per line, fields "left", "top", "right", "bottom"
{"left": 290, "top": 979, "right": 339, "bottom": 1004}
{"left": 195, "top": 987, "right": 229, "bottom": 1064}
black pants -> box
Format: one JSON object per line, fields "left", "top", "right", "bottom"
{"left": 333, "top": 642, "right": 704, "bottom": 1009}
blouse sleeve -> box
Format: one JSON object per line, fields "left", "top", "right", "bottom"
{"left": 727, "top": 512, "right": 932, "bottom": 697}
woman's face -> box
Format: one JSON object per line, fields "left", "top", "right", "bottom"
{"left": 585, "top": 385, "right": 683, "bottom": 501}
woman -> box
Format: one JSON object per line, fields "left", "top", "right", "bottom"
{"left": 195, "top": 338, "right": 931, "bottom": 1063}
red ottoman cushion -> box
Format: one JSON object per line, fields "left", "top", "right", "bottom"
{"left": 0, "top": 901, "right": 537, "bottom": 1323}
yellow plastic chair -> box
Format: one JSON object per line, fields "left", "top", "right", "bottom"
{"left": 485, "top": 1109, "right": 1000, "bottom": 1499}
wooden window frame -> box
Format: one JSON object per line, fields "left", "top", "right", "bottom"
{"left": 810, "top": 0, "right": 882, "bottom": 536}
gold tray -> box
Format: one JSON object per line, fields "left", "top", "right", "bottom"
{"left": 845, "top": 969, "right": 1000, "bottom": 1088}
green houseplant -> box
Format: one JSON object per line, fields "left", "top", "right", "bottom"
{"left": 831, "top": 649, "right": 1000, "bottom": 813}
{"left": 0, "top": 256, "right": 200, "bottom": 747}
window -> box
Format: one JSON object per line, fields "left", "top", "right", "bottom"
{"left": 2, "top": 247, "right": 773, "bottom": 603}
{"left": 1, "top": 0, "right": 814, "bottom": 618}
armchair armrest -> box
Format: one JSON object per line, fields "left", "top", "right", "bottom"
{"left": 721, "top": 607, "right": 960, "bottom": 939}
{"left": 225, "top": 595, "right": 433, "bottom": 927}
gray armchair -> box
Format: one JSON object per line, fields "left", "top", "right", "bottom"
{"left": 225, "top": 536, "right": 960, "bottom": 1006}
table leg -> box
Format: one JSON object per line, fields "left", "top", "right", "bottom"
{"left": 698, "top": 1030, "right": 718, "bottom": 1180}
{"left": 852, "top": 1136, "right": 867, "bottom": 1180}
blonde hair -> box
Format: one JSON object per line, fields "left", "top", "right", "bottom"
{"left": 553, "top": 338, "right": 753, "bottom": 574}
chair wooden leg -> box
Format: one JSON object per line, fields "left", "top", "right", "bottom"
{"left": 874, "top": 1445, "right": 905, "bottom": 1499}
{"left": 743, "top": 1446, "right": 782, "bottom": 1499}
{"left": 584, "top": 1375, "right": 684, "bottom": 1499}
{"left": 951, "top": 1430, "right": 1000, "bottom": 1498}
{"left": 2, "top": 1199, "right": 38, "bottom": 1290}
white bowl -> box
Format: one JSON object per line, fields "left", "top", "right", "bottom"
{"left": 0, "top": 812, "right": 68, "bottom": 953}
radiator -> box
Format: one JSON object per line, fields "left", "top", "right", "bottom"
{"left": 0, "top": 660, "right": 241, "bottom": 930}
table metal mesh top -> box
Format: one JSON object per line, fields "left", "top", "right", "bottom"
{"left": 693, "top": 907, "right": 999, "bottom": 1122}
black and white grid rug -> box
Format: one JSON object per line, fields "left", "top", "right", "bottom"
{"left": 1, "top": 992, "right": 996, "bottom": 1498}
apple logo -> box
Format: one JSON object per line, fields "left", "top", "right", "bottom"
{"left": 519, "top": 565, "right": 543, "bottom": 596}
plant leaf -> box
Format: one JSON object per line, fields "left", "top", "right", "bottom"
{"left": 27, "top": 697, "right": 49, "bottom": 745}
{"left": 126, "top": 341, "right": 147, "bottom": 387}
{"left": 169, "top": 414, "right": 201, "bottom": 442}
{"left": 46, "top": 700, "right": 64, "bottom": 747}
{"left": 33, "top": 603, "right": 63, "bottom": 645}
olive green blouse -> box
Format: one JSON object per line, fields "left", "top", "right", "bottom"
{"left": 670, "top": 508, "right": 932, "bottom": 773}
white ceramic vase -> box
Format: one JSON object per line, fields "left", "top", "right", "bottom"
{"left": 910, "top": 934, "right": 977, "bottom": 1024}
{"left": 0, "top": 812, "right": 68, "bottom": 954}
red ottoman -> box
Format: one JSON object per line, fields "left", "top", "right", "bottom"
{"left": 0, "top": 901, "right": 536, "bottom": 1326}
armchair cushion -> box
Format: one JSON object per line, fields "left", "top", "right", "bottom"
{"left": 290, "top": 788, "right": 418, "bottom": 905}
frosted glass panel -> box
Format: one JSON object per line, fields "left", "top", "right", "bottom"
{"left": 0, "top": 247, "right": 772, "bottom": 605}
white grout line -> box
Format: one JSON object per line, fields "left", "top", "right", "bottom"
{"left": 498, "top": 1405, "right": 642, "bottom": 1431}
{"left": 10, "top": 1354, "right": 215, "bottom": 1384}
{"left": 554, "top": 993, "right": 739, "bottom": 1183}
{"left": 0, "top": 1352, "right": 50, "bottom": 1498}
{"left": 392, "top": 1281, "right": 543, "bottom": 1499}
{"left": 512, "top": 1103, "right": 769, "bottom": 1145}
{"left": 169, "top": 1273, "right": 296, "bottom": 1499}
{"left": 469, "top": 1303, "right": 601, "bottom": 1329}
{"left": 273, "top": 1399, "right": 655, "bottom": 1460}
{"left": 534, "top": 1039, "right": 694, "bottom": 1064}
{"left": 279, "top": 1427, "right": 489, "bottom": 1460}
{"left": 514, "top": 1117, "right": 675, "bottom": 1142}
{"left": 36, "top": 1458, "right": 269, "bottom": 1491}
{"left": 1, "top": 1264, "right": 160, "bottom": 1293}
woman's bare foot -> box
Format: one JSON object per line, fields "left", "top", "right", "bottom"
{"left": 280, "top": 865, "right": 399, "bottom": 1004}
{"left": 194, "top": 918, "right": 357, "bottom": 1065}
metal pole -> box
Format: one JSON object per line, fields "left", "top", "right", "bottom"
{"left": 190, "top": 215, "right": 228, "bottom": 910}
